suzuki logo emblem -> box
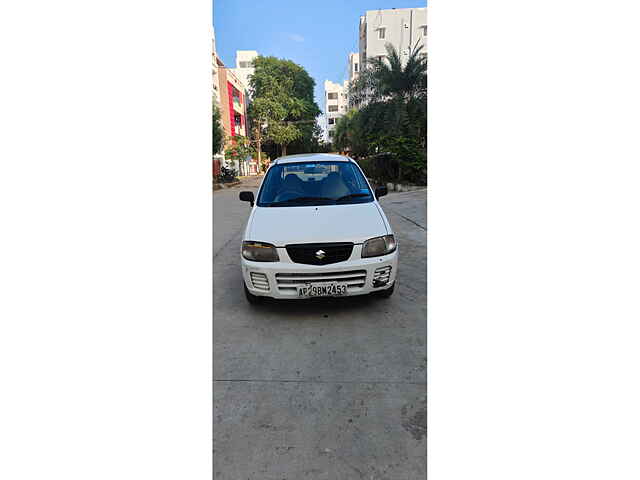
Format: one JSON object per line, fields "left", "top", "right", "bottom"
{"left": 315, "top": 250, "right": 326, "bottom": 260}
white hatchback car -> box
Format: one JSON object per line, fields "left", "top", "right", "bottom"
{"left": 239, "top": 153, "right": 398, "bottom": 303}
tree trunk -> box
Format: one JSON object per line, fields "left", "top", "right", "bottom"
{"left": 281, "top": 144, "right": 287, "bottom": 157}
{"left": 255, "top": 127, "right": 262, "bottom": 170}
{"left": 257, "top": 138, "right": 261, "bottom": 165}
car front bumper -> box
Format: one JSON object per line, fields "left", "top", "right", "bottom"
{"left": 241, "top": 247, "right": 398, "bottom": 299}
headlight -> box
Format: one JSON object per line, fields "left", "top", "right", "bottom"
{"left": 361, "top": 235, "right": 397, "bottom": 258}
{"left": 242, "top": 241, "right": 279, "bottom": 262}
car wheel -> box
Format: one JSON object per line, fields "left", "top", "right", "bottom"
{"left": 244, "top": 283, "right": 264, "bottom": 304}
{"left": 375, "top": 282, "right": 395, "bottom": 299}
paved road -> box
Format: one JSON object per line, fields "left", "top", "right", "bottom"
{"left": 213, "top": 178, "right": 426, "bottom": 479}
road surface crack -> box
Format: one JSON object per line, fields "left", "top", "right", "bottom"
{"left": 388, "top": 210, "right": 426, "bottom": 231}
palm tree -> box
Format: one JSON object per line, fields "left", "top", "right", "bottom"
{"left": 343, "top": 43, "right": 427, "bottom": 181}
{"left": 332, "top": 109, "right": 357, "bottom": 153}
{"left": 347, "top": 43, "right": 427, "bottom": 143}
{"left": 348, "top": 42, "right": 427, "bottom": 108}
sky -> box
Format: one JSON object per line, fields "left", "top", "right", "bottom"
{"left": 213, "top": 0, "right": 426, "bottom": 125}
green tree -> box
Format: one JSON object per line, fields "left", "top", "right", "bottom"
{"left": 348, "top": 43, "right": 427, "bottom": 143}
{"left": 224, "top": 135, "right": 255, "bottom": 165}
{"left": 332, "top": 109, "right": 358, "bottom": 153}
{"left": 286, "top": 119, "right": 327, "bottom": 154}
{"left": 248, "top": 56, "right": 321, "bottom": 157}
{"left": 344, "top": 43, "right": 427, "bottom": 182}
{"left": 213, "top": 102, "right": 225, "bottom": 155}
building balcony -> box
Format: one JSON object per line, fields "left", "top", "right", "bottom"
{"left": 233, "top": 98, "right": 243, "bottom": 112}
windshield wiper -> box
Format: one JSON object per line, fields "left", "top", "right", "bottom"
{"left": 268, "top": 196, "right": 335, "bottom": 206}
{"left": 335, "top": 193, "right": 371, "bottom": 202}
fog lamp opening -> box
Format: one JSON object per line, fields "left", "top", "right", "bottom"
{"left": 373, "top": 266, "right": 392, "bottom": 288}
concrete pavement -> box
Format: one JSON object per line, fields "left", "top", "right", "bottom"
{"left": 213, "top": 175, "right": 264, "bottom": 260}
{"left": 213, "top": 183, "right": 426, "bottom": 479}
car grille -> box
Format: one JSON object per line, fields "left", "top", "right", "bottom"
{"left": 276, "top": 270, "right": 367, "bottom": 296}
{"left": 285, "top": 242, "right": 354, "bottom": 265}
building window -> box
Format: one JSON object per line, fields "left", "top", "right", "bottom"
{"left": 327, "top": 92, "right": 338, "bottom": 100}
{"left": 328, "top": 105, "right": 338, "bottom": 112}
{"left": 378, "top": 28, "right": 385, "bottom": 39}
{"left": 328, "top": 118, "right": 335, "bottom": 125}
{"left": 422, "top": 26, "right": 427, "bottom": 36}
{"left": 354, "top": 63, "right": 358, "bottom": 72}
{"left": 239, "top": 61, "right": 250, "bottom": 68}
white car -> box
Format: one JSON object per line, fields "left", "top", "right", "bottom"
{"left": 239, "top": 153, "right": 398, "bottom": 303}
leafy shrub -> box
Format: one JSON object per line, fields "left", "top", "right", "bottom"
{"left": 357, "top": 154, "right": 397, "bottom": 185}
{"left": 357, "top": 136, "right": 426, "bottom": 186}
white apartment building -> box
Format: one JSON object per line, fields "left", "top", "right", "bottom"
{"left": 348, "top": 52, "right": 360, "bottom": 85}
{"left": 212, "top": 27, "right": 221, "bottom": 107}
{"left": 345, "top": 52, "right": 360, "bottom": 108}
{"left": 212, "top": 26, "right": 224, "bottom": 169}
{"left": 324, "top": 79, "right": 349, "bottom": 142}
{"left": 359, "top": 7, "right": 427, "bottom": 69}
{"left": 231, "top": 50, "right": 259, "bottom": 97}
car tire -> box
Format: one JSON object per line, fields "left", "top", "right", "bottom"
{"left": 244, "top": 282, "right": 264, "bottom": 304}
{"left": 375, "top": 282, "right": 395, "bottom": 298}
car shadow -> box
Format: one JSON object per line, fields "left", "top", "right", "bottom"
{"left": 252, "top": 293, "right": 388, "bottom": 317}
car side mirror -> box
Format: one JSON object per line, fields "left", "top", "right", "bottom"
{"left": 375, "top": 186, "right": 388, "bottom": 199}
{"left": 239, "top": 191, "right": 254, "bottom": 206}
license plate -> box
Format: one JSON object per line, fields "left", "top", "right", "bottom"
{"left": 298, "top": 282, "right": 348, "bottom": 297}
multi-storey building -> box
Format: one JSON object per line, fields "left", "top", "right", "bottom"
{"left": 230, "top": 50, "right": 259, "bottom": 97}
{"left": 321, "top": 8, "right": 427, "bottom": 147}
{"left": 345, "top": 52, "right": 360, "bottom": 109}
{"left": 212, "top": 28, "right": 221, "bottom": 108}
{"left": 359, "top": 7, "right": 427, "bottom": 70}
{"left": 218, "top": 63, "right": 247, "bottom": 138}
{"left": 214, "top": 54, "right": 258, "bottom": 175}
{"left": 323, "top": 79, "right": 349, "bottom": 142}
{"left": 212, "top": 27, "right": 224, "bottom": 174}
{"left": 348, "top": 52, "right": 360, "bottom": 85}
{"left": 212, "top": 29, "right": 259, "bottom": 175}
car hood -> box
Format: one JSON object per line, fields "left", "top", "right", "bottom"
{"left": 248, "top": 203, "right": 388, "bottom": 245}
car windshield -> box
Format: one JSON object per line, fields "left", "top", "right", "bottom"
{"left": 256, "top": 161, "right": 373, "bottom": 207}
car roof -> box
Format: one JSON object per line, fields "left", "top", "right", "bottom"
{"left": 274, "top": 153, "right": 352, "bottom": 165}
